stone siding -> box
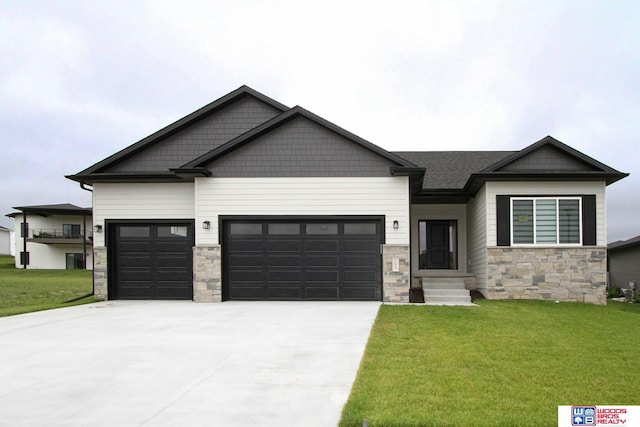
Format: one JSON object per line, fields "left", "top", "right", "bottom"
{"left": 487, "top": 247, "right": 607, "bottom": 305}
{"left": 93, "top": 246, "right": 108, "bottom": 300}
{"left": 193, "top": 245, "right": 222, "bottom": 302}
{"left": 382, "top": 244, "right": 410, "bottom": 303}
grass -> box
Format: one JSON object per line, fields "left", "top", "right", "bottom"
{"left": 0, "top": 255, "right": 97, "bottom": 317}
{"left": 340, "top": 300, "right": 640, "bottom": 427}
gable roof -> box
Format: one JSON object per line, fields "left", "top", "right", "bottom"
{"left": 176, "top": 106, "right": 416, "bottom": 170}
{"left": 0, "top": 225, "right": 11, "bottom": 232}
{"left": 609, "top": 235, "right": 640, "bottom": 252}
{"left": 395, "top": 136, "right": 628, "bottom": 201}
{"left": 68, "top": 86, "right": 289, "bottom": 181}
{"left": 6, "top": 204, "right": 92, "bottom": 218}
{"left": 392, "top": 151, "right": 514, "bottom": 190}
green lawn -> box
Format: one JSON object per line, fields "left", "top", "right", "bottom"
{"left": 0, "top": 255, "right": 97, "bottom": 317}
{"left": 340, "top": 300, "right": 640, "bottom": 427}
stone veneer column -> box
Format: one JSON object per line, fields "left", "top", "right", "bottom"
{"left": 382, "top": 244, "right": 410, "bottom": 303}
{"left": 193, "top": 245, "right": 222, "bottom": 302}
{"left": 486, "top": 247, "right": 607, "bottom": 305}
{"left": 93, "top": 246, "right": 108, "bottom": 300}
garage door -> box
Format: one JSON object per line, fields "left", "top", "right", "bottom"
{"left": 109, "top": 222, "right": 194, "bottom": 300}
{"left": 223, "top": 218, "right": 382, "bottom": 301}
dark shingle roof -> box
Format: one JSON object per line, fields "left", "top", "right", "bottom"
{"left": 6, "top": 204, "right": 92, "bottom": 218}
{"left": 608, "top": 235, "right": 640, "bottom": 251}
{"left": 393, "top": 151, "right": 515, "bottom": 190}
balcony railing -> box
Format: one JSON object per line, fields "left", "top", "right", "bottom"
{"left": 29, "top": 228, "right": 93, "bottom": 241}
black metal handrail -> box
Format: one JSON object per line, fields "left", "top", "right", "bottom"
{"left": 30, "top": 228, "right": 93, "bottom": 240}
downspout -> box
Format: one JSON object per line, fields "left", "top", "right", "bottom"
{"left": 79, "top": 183, "right": 95, "bottom": 297}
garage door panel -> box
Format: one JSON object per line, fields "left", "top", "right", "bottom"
{"left": 268, "top": 255, "right": 301, "bottom": 267}
{"left": 118, "top": 242, "right": 151, "bottom": 252}
{"left": 306, "top": 255, "right": 339, "bottom": 267}
{"left": 344, "top": 254, "right": 378, "bottom": 267}
{"left": 230, "top": 254, "right": 263, "bottom": 266}
{"left": 344, "top": 239, "right": 378, "bottom": 252}
{"left": 267, "top": 270, "right": 301, "bottom": 282}
{"left": 230, "top": 272, "right": 263, "bottom": 283}
{"left": 228, "top": 239, "right": 262, "bottom": 252}
{"left": 304, "top": 240, "right": 339, "bottom": 252}
{"left": 343, "top": 286, "right": 378, "bottom": 300}
{"left": 267, "top": 240, "right": 301, "bottom": 252}
{"left": 229, "top": 286, "right": 266, "bottom": 299}
{"left": 305, "top": 270, "right": 339, "bottom": 283}
{"left": 267, "top": 286, "right": 301, "bottom": 299}
{"left": 111, "top": 223, "right": 194, "bottom": 300}
{"left": 224, "top": 219, "right": 381, "bottom": 301}
{"left": 119, "top": 256, "right": 151, "bottom": 268}
{"left": 306, "top": 287, "right": 339, "bottom": 300}
{"left": 344, "top": 270, "right": 378, "bottom": 283}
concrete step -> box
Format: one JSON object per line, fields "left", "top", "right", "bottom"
{"left": 424, "top": 294, "right": 472, "bottom": 304}
{"left": 423, "top": 289, "right": 470, "bottom": 297}
{"left": 421, "top": 277, "right": 472, "bottom": 305}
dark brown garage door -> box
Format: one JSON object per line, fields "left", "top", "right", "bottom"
{"left": 223, "top": 218, "right": 383, "bottom": 301}
{"left": 108, "top": 222, "right": 194, "bottom": 300}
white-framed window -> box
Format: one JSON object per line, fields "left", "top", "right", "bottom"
{"left": 510, "top": 197, "right": 581, "bottom": 245}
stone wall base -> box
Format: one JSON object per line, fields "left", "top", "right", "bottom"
{"left": 93, "top": 246, "right": 107, "bottom": 300}
{"left": 382, "top": 244, "right": 410, "bottom": 303}
{"left": 487, "top": 247, "right": 607, "bottom": 305}
{"left": 193, "top": 245, "right": 222, "bottom": 302}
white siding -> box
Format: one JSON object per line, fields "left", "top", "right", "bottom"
{"left": 410, "top": 204, "right": 467, "bottom": 275}
{"left": 466, "top": 186, "right": 488, "bottom": 291}
{"left": 0, "top": 229, "right": 11, "bottom": 255}
{"left": 485, "top": 181, "right": 607, "bottom": 246}
{"left": 93, "top": 183, "right": 195, "bottom": 246}
{"left": 195, "top": 177, "right": 410, "bottom": 245}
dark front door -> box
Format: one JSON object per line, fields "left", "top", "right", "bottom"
{"left": 109, "top": 222, "right": 194, "bottom": 300}
{"left": 425, "top": 220, "right": 451, "bottom": 269}
{"left": 223, "top": 218, "right": 383, "bottom": 301}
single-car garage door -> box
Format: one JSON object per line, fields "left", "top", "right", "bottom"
{"left": 108, "top": 222, "right": 194, "bottom": 300}
{"left": 223, "top": 218, "right": 383, "bottom": 301}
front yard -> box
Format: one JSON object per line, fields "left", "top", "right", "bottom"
{"left": 0, "top": 256, "right": 96, "bottom": 317}
{"left": 340, "top": 300, "right": 640, "bottom": 427}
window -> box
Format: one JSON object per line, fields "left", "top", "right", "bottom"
{"left": 66, "top": 253, "right": 84, "bottom": 270}
{"left": 63, "top": 224, "right": 81, "bottom": 238}
{"left": 511, "top": 197, "right": 581, "bottom": 245}
{"left": 306, "top": 223, "right": 338, "bottom": 235}
{"left": 158, "top": 226, "right": 189, "bottom": 238}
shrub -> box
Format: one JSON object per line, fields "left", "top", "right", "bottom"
{"left": 607, "top": 286, "right": 624, "bottom": 298}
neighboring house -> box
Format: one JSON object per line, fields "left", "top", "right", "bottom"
{"left": 608, "top": 235, "right": 640, "bottom": 291}
{"left": 6, "top": 204, "right": 93, "bottom": 270}
{"left": 0, "top": 225, "right": 11, "bottom": 256}
{"left": 66, "top": 86, "right": 628, "bottom": 304}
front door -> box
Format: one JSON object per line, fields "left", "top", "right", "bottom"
{"left": 419, "top": 220, "right": 457, "bottom": 270}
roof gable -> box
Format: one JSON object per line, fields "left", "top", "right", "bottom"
{"left": 179, "top": 106, "right": 416, "bottom": 173}
{"left": 484, "top": 136, "right": 617, "bottom": 174}
{"left": 75, "top": 86, "right": 288, "bottom": 175}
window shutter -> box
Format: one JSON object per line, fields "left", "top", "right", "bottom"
{"left": 496, "top": 195, "right": 511, "bottom": 246}
{"left": 582, "top": 195, "right": 597, "bottom": 245}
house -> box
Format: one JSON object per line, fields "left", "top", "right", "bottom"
{"left": 608, "top": 235, "right": 640, "bottom": 292}
{"left": 6, "top": 204, "right": 93, "bottom": 269}
{"left": 66, "top": 86, "right": 628, "bottom": 304}
{"left": 0, "top": 225, "right": 12, "bottom": 256}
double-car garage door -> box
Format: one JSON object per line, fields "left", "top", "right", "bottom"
{"left": 109, "top": 218, "right": 382, "bottom": 301}
{"left": 223, "top": 218, "right": 382, "bottom": 301}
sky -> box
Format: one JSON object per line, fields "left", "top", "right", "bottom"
{"left": 1, "top": 0, "right": 638, "bottom": 243}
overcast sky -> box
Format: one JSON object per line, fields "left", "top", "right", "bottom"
{"left": 1, "top": 0, "right": 638, "bottom": 242}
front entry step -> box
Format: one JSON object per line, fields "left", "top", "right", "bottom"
{"left": 421, "top": 277, "right": 474, "bottom": 306}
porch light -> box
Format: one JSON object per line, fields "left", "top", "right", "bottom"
{"left": 94, "top": 225, "right": 103, "bottom": 233}
{"left": 393, "top": 220, "right": 399, "bottom": 230}
{"left": 202, "top": 221, "right": 211, "bottom": 230}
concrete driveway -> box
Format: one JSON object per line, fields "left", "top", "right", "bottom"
{"left": 0, "top": 300, "right": 380, "bottom": 427}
